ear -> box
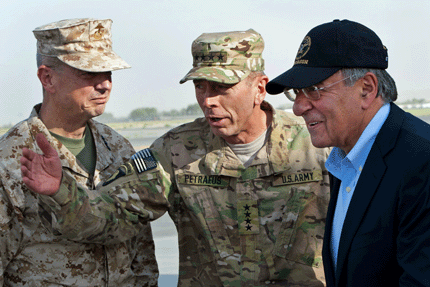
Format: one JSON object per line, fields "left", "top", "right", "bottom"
{"left": 360, "top": 72, "right": 379, "bottom": 110}
{"left": 254, "top": 74, "right": 269, "bottom": 105}
{"left": 37, "top": 65, "right": 56, "bottom": 94}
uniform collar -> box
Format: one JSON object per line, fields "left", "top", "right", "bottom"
{"left": 203, "top": 102, "right": 305, "bottom": 178}
{"left": 28, "top": 104, "right": 115, "bottom": 180}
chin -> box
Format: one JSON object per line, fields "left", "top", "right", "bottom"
{"left": 211, "top": 127, "right": 232, "bottom": 139}
{"left": 95, "top": 107, "right": 107, "bottom": 116}
{"left": 211, "top": 128, "right": 224, "bottom": 137}
{"left": 310, "top": 138, "right": 330, "bottom": 149}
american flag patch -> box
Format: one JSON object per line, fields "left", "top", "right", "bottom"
{"left": 132, "top": 149, "right": 157, "bottom": 173}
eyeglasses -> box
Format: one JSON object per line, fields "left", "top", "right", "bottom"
{"left": 284, "top": 75, "right": 357, "bottom": 102}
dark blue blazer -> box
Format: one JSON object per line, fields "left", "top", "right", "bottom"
{"left": 323, "top": 103, "right": 430, "bottom": 286}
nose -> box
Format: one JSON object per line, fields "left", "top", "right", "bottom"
{"left": 292, "top": 93, "right": 313, "bottom": 116}
{"left": 95, "top": 73, "right": 112, "bottom": 92}
{"left": 202, "top": 91, "right": 219, "bottom": 108}
{"left": 197, "top": 83, "right": 218, "bottom": 109}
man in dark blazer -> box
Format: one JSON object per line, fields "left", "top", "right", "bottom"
{"left": 265, "top": 19, "right": 430, "bottom": 286}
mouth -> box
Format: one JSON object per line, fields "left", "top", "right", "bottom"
{"left": 92, "top": 97, "right": 108, "bottom": 103}
{"left": 307, "top": 120, "right": 323, "bottom": 128}
{"left": 209, "top": 117, "right": 222, "bottom": 122}
{"left": 206, "top": 115, "right": 226, "bottom": 126}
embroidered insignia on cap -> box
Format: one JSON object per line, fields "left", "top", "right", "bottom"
{"left": 93, "top": 23, "right": 105, "bottom": 40}
{"left": 193, "top": 52, "right": 227, "bottom": 63}
{"left": 295, "top": 36, "right": 311, "bottom": 65}
{"left": 132, "top": 149, "right": 157, "bottom": 173}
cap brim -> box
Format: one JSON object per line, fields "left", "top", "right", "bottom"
{"left": 180, "top": 66, "right": 250, "bottom": 84}
{"left": 58, "top": 51, "right": 131, "bottom": 72}
{"left": 266, "top": 66, "right": 340, "bottom": 95}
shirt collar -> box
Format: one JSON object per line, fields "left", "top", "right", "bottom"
{"left": 326, "top": 103, "right": 390, "bottom": 176}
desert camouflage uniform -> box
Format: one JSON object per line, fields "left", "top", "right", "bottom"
{"left": 38, "top": 102, "right": 330, "bottom": 286}
{"left": 0, "top": 104, "right": 158, "bottom": 286}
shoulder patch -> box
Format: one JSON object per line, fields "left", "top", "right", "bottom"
{"left": 132, "top": 148, "right": 157, "bottom": 173}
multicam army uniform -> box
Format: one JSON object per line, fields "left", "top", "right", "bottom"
{"left": 38, "top": 102, "right": 330, "bottom": 286}
{"left": 0, "top": 104, "right": 158, "bottom": 286}
{"left": 151, "top": 102, "right": 330, "bottom": 287}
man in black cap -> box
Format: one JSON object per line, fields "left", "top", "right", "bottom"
{"left": 266, "top": 19, "right": 430, "bottom": 286}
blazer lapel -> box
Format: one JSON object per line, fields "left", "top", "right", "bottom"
{"left": 323, "top": 173, "right": 341, "bottom": 286}
{"left": 334, "top": 103, "right": 405, "bottom": 284}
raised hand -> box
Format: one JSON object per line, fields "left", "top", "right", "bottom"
{"left": 21, "top": 133, "right": 62, "bottom": 195}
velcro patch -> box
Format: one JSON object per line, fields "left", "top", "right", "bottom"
{"left": 238, "top": 200, "right": 259, "bottom": 235}
{"left": 177, "top": 173, "right": 229, "bottom": 187}
{"left": 272, "top": 169, "right": 323, "bottom": 186}
{"left": 132, "top": 149, "right": 157, "bottom": 173}
{"left": 103, "top": 163, "right": 132, "bottom": 186}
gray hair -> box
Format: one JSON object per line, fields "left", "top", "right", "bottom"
{"left": 245, "top": 71, "right": 266, "bottom": 87}
{"left": 36, "top": 53, "right": 64, "bottom": 71}
{"left": 37, "top": 54, "right": 66, "bottom": 96}
{"left": 341, "top": 68, "right": 397, "bottom": 103}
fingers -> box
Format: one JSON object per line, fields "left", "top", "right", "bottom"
{"left": 21, "top": 163, "right": 32, "bottom": 181}
{"left": 20, "top": 149, "right": 36, "bottom": 182}
{"left": 21, "top": 161, "right": 38, "bottom": 192}
{"left": 36, "top": 133, "right": 58, "bottom": 158}
{"left": 20, "top": 148, "right": 35, "bottom": 168}
{"left": 22, "top": 147, "right": 35, "bottom": 161}
{"left": 21, "top": 177, "right": 35, "bottom": 192}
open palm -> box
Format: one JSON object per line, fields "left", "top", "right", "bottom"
{"left": 21, "top": 133, "right": 62, "bottom": 195}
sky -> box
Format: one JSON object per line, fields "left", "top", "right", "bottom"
{"left": 1, "top": 0, "right": 430, "bottom": 126}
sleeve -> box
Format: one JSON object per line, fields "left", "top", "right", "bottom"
{"left": 149, "top": 137, "right": 180, "bottom": 226}
{"left": 37, "top": 149, "right": 171, "bottom": 244}
{"left": 129, "top": 223, "right": 159, "bottom": 286}
{"left": 397, "top": 166, "right": 430, "bottom": 286}
{"left": 0, "top": 179, "right": 23, "bottom": 285}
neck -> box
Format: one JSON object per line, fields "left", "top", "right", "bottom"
{"left": 39, "top": 103, "right": 88, "bottom": 139}
{"left": 342, "top": 100, "right": 386, "bottom": 154}
{"left": 224, "top": 107, "right": 272, "bottom": 145}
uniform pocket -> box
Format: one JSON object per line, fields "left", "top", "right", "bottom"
{"left": 272, "top": 186, "right": 309, "bottom": 260}
{"left": 268, "top": 181, "right": 326, "bottom": 269}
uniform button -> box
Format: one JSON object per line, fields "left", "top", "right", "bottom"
{"left": 346, "top": 187, "right": 351, "bottom": 193}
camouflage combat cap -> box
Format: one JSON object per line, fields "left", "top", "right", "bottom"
{"left": 180, "top": 29, "right": 265, "bottom": 84}
{"left": 33, "top": 18, "right": 130, "bottom": 72}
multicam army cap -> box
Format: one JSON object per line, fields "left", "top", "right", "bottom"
{"left": 180, "top": 29, "right": 265, "bottom": 84}
{"left": 33, "top": 18, "right": 130, "bottom": 72}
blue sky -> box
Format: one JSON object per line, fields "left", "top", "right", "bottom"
{"left": 1, "top": 0, "right": 430, "bottom": 126}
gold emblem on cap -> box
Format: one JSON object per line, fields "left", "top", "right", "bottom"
{"left": 93, "top": 23, "right": 105, "bottom": 40}
{"left": 295, "top": 36, "right": 311, "bottom": 60}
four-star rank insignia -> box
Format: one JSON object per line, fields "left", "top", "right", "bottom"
{"left": 238, "top": 199, "right": 259, "bottom": 235}
{"left": 193, "top": 52, "right": 227, "bottom": 63}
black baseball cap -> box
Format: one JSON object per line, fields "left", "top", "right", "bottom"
{"left": 266, "top": 19, "right": 388, "bottom": 94}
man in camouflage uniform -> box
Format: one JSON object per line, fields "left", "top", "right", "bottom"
{"left": 22, "top": 29, "right": 331, "bottom": 286}
{"left": 0, "top": 18, "right": 159, "bottom": 286}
